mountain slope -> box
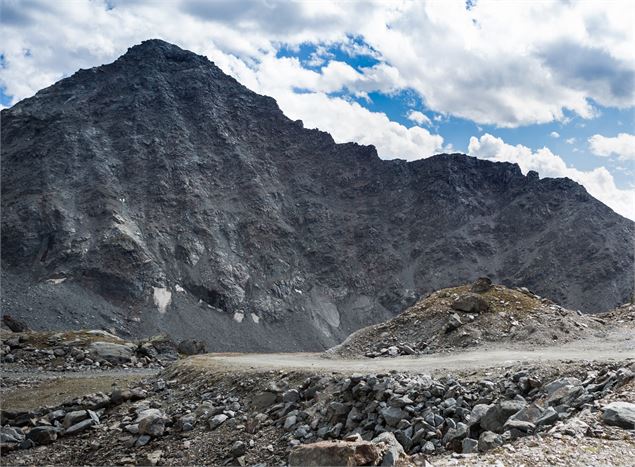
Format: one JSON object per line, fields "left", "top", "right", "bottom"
{"left": 1, "top": 39, "right": 633, "bottom": 350}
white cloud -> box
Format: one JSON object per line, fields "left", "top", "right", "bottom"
{"left": 1, "top": 0, "right": 634, "bottom": 129}
{"left": 275, "top": 91, "right": 444, "bottom": 160}
{"left": 407, "top": 110, "right": 432, "bottom": 126}
{"left": 468, "top": 133, "right": 635, "bottom": 220}
{"left": 550, "top": 131, "right": 560, "bottom": 138}
{"left": 565, "top": 137, "right": 576, "bottom": 144}
{"left": 588, "top": 133, "right": 635, "bottom": 160}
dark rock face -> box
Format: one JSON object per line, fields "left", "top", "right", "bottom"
{"left": 1, "top": 40, "right": 633, "bottom": 351}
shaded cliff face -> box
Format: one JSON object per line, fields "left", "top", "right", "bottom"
{"left": 1, "top": 40, "right": 633, "bottom": 351}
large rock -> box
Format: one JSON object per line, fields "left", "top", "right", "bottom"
{"left": 452, "top": 293, "right": 489, "bottom": 313}
{"left": 372, "top": 432, "right": 406, "bottom": 466}
{"left": 26, "top": 426, "right": 57, "bottom": 445}
{"left": 136, "top": 409, "right": 167, "bottom": 437}
{"left": 602, "top": 402, "right": 635, "bottom": 429}
{"left": 0, "top": 426, "right": 24, "bottom": 443}
{"left": 89, "top": 341, "right": 134, "bottom": 364}
{"left": 480, "top": 400, "right": 526, "bottom": 433}
{"left": 288, "top": 440, "right": 382, "bottom": 467}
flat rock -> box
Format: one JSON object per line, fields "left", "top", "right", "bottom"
{"left": 602, "top": 401, "right": 635, "bottom": 429}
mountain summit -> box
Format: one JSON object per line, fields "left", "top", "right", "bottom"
{"left": 2, "top": 40, "right": 633, "bottom": 350}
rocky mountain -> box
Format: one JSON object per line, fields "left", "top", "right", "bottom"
{"left": 1, "top": 39, "right": 633, "bottom": 351}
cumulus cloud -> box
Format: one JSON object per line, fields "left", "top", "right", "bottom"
{"left": 588, "top": 133, "right": 635, "bottom": 160}
{"left": 407, "top": 110, "right": 432, "bottom": 126}
{"left": 1, "top": 0, "right": 634, "bottom": 130}
{"left": 276, "top": 91, "right": 444, "bottom": 159}
{"left": 550, "top": 131, "right": 560, "bottom": 138}
{"left": 468, "top": 133, "right": 635, "bottom": 220}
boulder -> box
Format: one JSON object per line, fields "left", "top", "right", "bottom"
{"left": 470, "top": 277, "right": 493, "bottom": 293}
{"left": 372, "top": 432, "right": 406, "bottom": 466}
{"left": 452, "top": 293, "right": 489, "bottom": 313}
{"left": 480, "top": 400, "right": 526, "bottom": 433}
{"left": 89, "top": 342, "right": 134, "bottom": 364}
{"left": 177, "top": 339, "right": 206, "bottom": 355}
{"left": 602, "top": 402, "right": 635, "bottom": 429}
{"left": 289, "top": 440, "right": 382, "bottom": 467}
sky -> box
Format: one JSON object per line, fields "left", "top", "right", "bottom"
{"left": 1, "top": 0, "right": 634, "bottom": 219}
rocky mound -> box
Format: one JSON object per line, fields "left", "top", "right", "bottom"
{"left": 2, "top": 39, "right": 633, "bottom": 351}
{"left": 327, "top": 280, "right": 631, "bottom": 358}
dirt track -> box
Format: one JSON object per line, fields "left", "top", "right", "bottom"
{"left": 181, "top": 330, "right": 635, "bottom": 375}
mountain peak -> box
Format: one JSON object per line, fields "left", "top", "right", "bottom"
{"left": 117, "top": 38, "right": 212, "bottom": 68}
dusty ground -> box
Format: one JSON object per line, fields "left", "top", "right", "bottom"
{"left": 178, "top": 330, "right": 635, "bottom": 377}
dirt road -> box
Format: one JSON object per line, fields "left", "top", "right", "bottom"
{"left": 183, "top": 331, "right": 634, "bottom": 375}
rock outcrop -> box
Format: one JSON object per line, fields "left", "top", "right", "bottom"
{"left": 2, "top": 39, "right": 633, "bottom": 351}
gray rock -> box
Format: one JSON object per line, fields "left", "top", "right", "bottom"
{"left": 535, "top": 407, "right": 559, "bottom": 427}
{"left": 64, "top": 418, "right": 95, "bottom": 435}
{"left": 462, "top": 437, "right": 478, "bottom": 454}
{"left": 381, "top": 407, "right": 406, "bottom": 427}
{"left": 0, "top": 426, "right": 24, "bottom": 443}
{"left": 446, "top": 313, "right": 463, "bottom": 332}
{"left": 546, "top": 384, "right": 585, "bottom": 407}
{"left": 48, "top": 410, "right": 66, "bottom": 421}
{"left": 231, "top": 440, "right": 247, "bottom": 457}
{"left": 470, "top": 277, "right": 492, "bottom": 293}
{"left": 282, "top": 389, "right": 301, "bottom": 403}
{"left": 480, "top": 400, "right": 526, "bottom": 433}
{"left": 284, "top": 415, "right": 297, "bottom": 431}
{"left": 252, "top": 391, "right": 277, "bottom": 409}
{"left": 452, "top": 293, "right": 489, "bottom": 313}
{"left": 136, "top": 409, "right": 167, "bottom": 437}
{"left": 602, "top": 401, "right": 635, "bottom": 429}
{"left": 177, "top": 415, "right": 195, "bottom": 432}
{"left": 177, "top": 339, "right": 206, "bottom": 355}
{"left": 136, "top": 434, "right": 151, "bottom": 447}
{"left": 63, "top": 410, "right": 88, "bottom": 429}
{"left": 468, "top": 403, "right": 493, "bottom": 426}
{"left": 372, "top": 432, "right": 405, "bottom": 466}
{"left": 422, "top": 441, "right": 436, "bottom": 454}
{"left": 88, "top": 341, "right": 134, "bottom": 364}
{"left": 478, "top": 431, "right": 503, "bottom": 452}
{"left": 26, "top": 426, "right": 57, "bottom": 445}
{"left": 209, "top": 414, "right": 228, "bottom": 430}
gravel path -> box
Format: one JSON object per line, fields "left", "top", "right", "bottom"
{"left": 183, "top": 331, "right": 634, "bottom": 374}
